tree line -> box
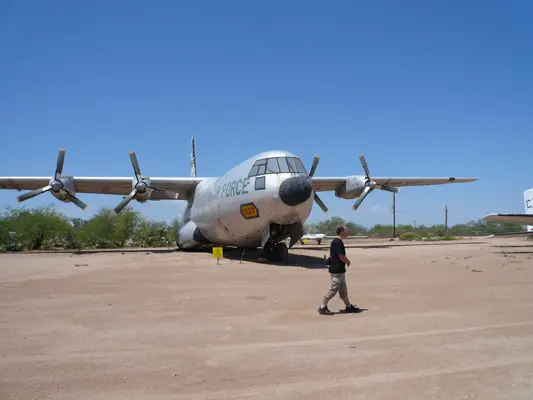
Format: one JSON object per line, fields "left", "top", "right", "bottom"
{"left": 0, "top": 205, "right": 527, "bottom": 252}
{"left": 304, "top": 216, "right": 526, "bottom": 239}
{"left": 0, "top": 205, "right": 181, "bottom": 252}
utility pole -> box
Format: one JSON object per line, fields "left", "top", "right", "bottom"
{"left": 445, "top": 205, "right": 448, "bottom": 234}
{"left": 392, "top": 192, "right": 396, "bottom": 238}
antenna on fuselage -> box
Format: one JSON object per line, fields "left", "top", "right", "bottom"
{"left": 190, "top": 136, "right": 197, "bottom": 178}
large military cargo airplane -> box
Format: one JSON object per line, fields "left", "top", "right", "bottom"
{"left": 0, "top": 137, "right": 478, "bottom": 261}
{"left": 483, "top": 188, "right": 533, "bottom": 238}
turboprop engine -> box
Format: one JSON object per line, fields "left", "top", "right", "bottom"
{"left": 177, "top": 220, "right": 208, "bottom": 249}
{"left": 334, "top": 155, "right": 399, "bottom": 211}
{"left": 113, "top": 151, "right": 178, "bottom": 213}
{"left": 335, "top": 176, "right": 367, "bottom": 199}
{"left": 15, "top": 149, "right": 88, "bottom": 210}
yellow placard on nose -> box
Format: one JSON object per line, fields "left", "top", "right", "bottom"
{"left": 212, "top": 247, "right": 223, "bottom": 259}
{"left": 240, "top": 202, "right": 259, "bottom": 219}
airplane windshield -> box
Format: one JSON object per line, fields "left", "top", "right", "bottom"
{"left": 248, "top": 157, "right": 307, "bottom": 177}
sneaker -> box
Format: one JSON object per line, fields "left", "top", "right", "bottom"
{"left": 342, "top": 304, "right": 362, "bottom": 313}
{"left": 318, "top": 306, "right": 333, "bottom": 315}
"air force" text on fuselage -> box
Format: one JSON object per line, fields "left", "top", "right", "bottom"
{"left": 213, "top": 177, "right": 252, "bottom": 200}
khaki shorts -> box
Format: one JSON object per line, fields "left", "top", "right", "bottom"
{"left": 324, "top": 272, "right": 348, "bottom": 300}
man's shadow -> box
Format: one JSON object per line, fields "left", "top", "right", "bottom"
{"left": 321, "top": 307, "right": 369, "bottom": 315}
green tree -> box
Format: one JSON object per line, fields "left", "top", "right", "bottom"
{"left": 0, "top": 205, "right": 73, "bottom": 250}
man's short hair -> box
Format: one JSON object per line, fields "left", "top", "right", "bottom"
{"left": 336, "top": 226, "right": 345, "bottom": 235}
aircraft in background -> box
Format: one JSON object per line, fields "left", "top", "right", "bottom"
{"left": 300, "top": 233, "right": 326, "bottom": 245}
{"left": 483, "top": 188, "right": 533, "bottom": 238}
{"left": 0, "top": 137, "right": 478, "bottom": 261}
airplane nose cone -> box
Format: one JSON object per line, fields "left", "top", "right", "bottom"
{"left": 279, "top": 175, "right": 313, "bottom": 206}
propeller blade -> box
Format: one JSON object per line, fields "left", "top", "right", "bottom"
{"left": 62, "top": 190, "right": 88, "bottom": 210}
{"left": 129, "top": 151, "right": 142, "bottom": 178}
{"left": 379, "top": 185, "right": 399, "bottom": 193}
{"left": 55, "top": 148, "right": 66, "bottom": 180}
{"left": 352, "top": 186, "right": 372, "bottom": 211}
{"left": 17, "top": 185, "right": 52, "bottom": 202}
{"left": 308, "top": 155, "right": 319, "bottom": 177}
{"left": 359, "top": 155, "right": 371, "bottom": 178}
{"left": 313, "top": 192, "right": 328, "bottom": 214}
{"left": 114, "top": 189, "right": 137, "bottom": 214}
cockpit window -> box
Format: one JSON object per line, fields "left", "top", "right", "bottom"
{"left": 287, "top": 157, "right": 298, "bottom": 173}
{"left": 294, "top": 158, "right": 307, "bottom": 174}
{"left": 277, "top": 157, "right": 289, "bottom": 173}
{"left": 249, "top": 157, "right": 308, "bottom": 177}
{"left": 266, "top": 158, "right": 280, "bottom": 173}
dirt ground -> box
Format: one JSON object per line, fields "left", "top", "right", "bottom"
{"left": 1, "top": 237, "right": 533, "bottom": 399}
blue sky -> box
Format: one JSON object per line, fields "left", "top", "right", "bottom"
{"left": 1, "top": 0, "right": 532, "bottom": 227}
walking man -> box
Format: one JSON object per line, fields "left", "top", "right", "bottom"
{"left": 318, "top": 225, "right": 360, "bottom": 314}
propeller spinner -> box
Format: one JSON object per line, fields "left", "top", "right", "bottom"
{"left": 16, "top": 148, "right": 88, "bottom": 210}
{"left": 352, "top": 155, "right": 398, "bottom": 211}
{"left": 114, "top": 152, "right": 179, "bottom": 214}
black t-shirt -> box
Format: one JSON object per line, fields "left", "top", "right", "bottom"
{"left": 328, "top": 237, "right": 346, "bottom": 273}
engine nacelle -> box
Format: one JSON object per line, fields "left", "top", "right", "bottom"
{"left": 177, "top": 220, "right": 208, "bottom": 249}
{"left": 334, "top": 176, "right": 366, "bottom": 199}
{"left": 50, "top": 176, "right": 77, "bottom": 203}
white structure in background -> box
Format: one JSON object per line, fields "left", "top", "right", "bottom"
{"left": 483, "top": 188, "right": 533, "bottom": 238}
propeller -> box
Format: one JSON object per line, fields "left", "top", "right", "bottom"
{"left": 307, "top": 155, "right": 328, "bottom": 214}
{"left": 16, "top": 148, "right": 88, "bottom": 210}
{"left": 114, "top": 151, "right": 179, "bottom": 214}
{"left": 352, "top": 155, "right": 398, "bottom": 211}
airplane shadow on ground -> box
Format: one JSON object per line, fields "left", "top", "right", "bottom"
{"left": 292, "top": 241, "right": 487, "bottom": 251}
{"left": 205, "top": 246, "right": 331, "bottom": 269}
{"left": 490, "top": 245, "right": 533, "bottom": 248}
{"left": 293, "top": 244, "right": 392, "bottom": 251}
{"left": 490, "top": 244, "right": 533, "bottom": 255}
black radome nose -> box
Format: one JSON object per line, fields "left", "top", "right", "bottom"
{"left": 279, "top": 175, "right": 313, "bottom": 206}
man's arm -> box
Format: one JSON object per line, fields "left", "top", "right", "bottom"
{"left": 338, "top": 254, "right": 351, "bottom": 266}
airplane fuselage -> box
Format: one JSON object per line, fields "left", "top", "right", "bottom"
{"left": 177, "top": 150, "right": 314, "bottom": 250}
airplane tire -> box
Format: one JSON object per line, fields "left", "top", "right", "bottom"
{"left": 262, "top": 241, "right": 288, "bottom": 262}
{"left": 275, "top": 242, "right": 288, "bottom": 261}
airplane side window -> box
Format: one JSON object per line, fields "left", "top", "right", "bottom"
{"left": 255, "top": 176, "right": 265, "bottom": 190}
{"left": 277, "top": 157, "right": 290, "bottom": 173}
{"left": 266, "top": 158, "right": 280, "bottom": 173}
{"left": 287, "top": 157, "right": 298, "bottom": 173}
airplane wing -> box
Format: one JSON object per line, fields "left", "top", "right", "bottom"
{"left": 482, "top": 213, "right": 533, "bottom": 226}
{"left": 311, "top": 177, "right": 478, "bottom": 192}
{"left": 0, "top": 176, "right": 204, "bottom": 200}
{"left": 485, "top": 231, "right": 533, "bottom": 238}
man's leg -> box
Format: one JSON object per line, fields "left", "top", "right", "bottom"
{"left": 318, "top": 274, "right": 340, "bottom": 314}
{"left": 338, "top": 273, "right": 351, "bottom": 307}
{"left": 339, "top": 273, "right": 361, "bottom": 313}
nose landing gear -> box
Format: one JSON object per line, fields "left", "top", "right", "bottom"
{"left": 262, "top": 240, "right": 288, "bottom": 262}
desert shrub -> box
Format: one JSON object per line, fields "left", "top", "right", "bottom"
{"left": 439, "top": 236, "right": 457, "bottom": 241}
{"left": 399, "top": 232, "right": 420, "bottom": 241}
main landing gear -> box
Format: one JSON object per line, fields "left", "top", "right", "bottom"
{"left": 262, "top": 241, "right": 288, "bottom": 262}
